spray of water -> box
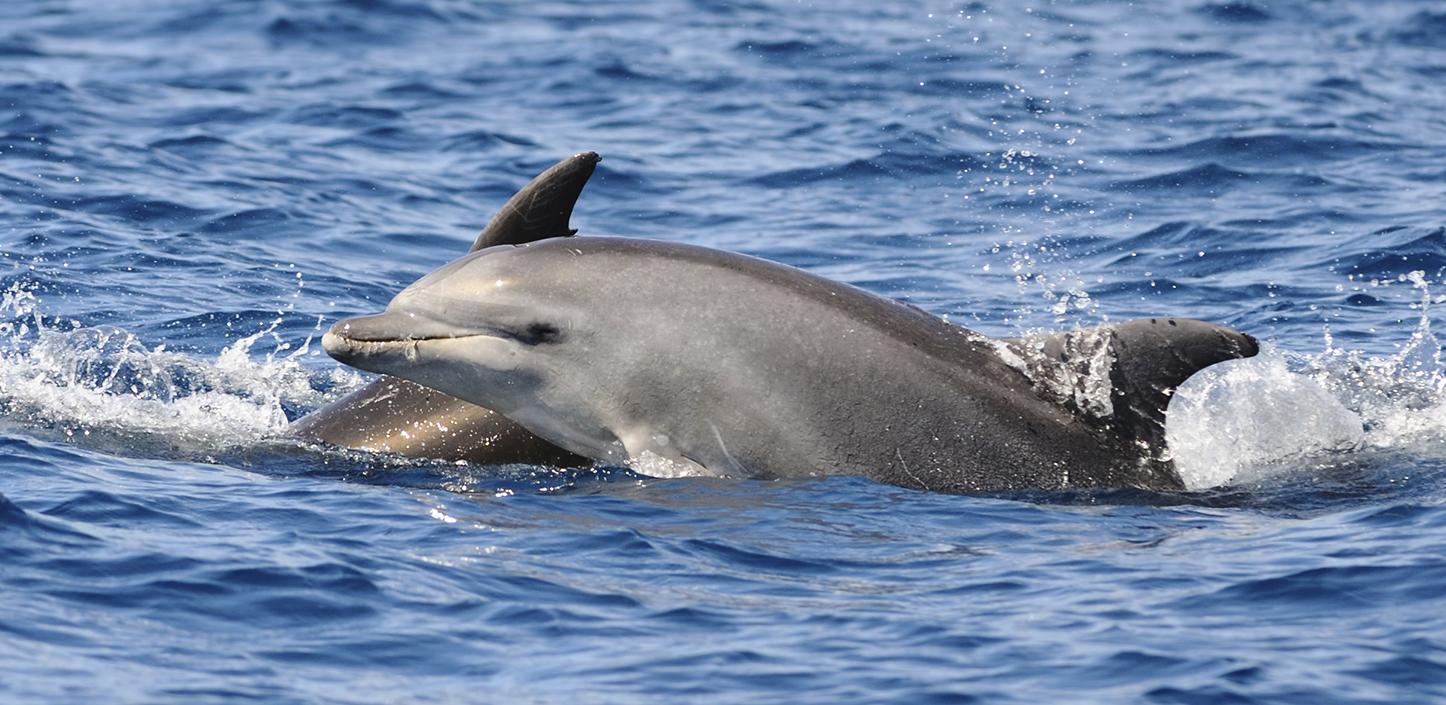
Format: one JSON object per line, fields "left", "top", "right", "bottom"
{"left": 1167, "top": 271, "right": 1446, "bottom": 490}
{"left": 0, "top": 281, "right": 361, "bottom": 456}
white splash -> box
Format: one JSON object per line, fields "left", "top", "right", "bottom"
{"left": 1167, "top": 271, "right": 1446, "bottom": 490}
{"left": 0, "top": 281, "right": 362, "bottom": 454}
{"left": 996, "top": 327, "right": 1116, "bottom": 422}
{"left": 1165, "top": 350, "right": 1366, "bottom": 490}
{"left": 630, "top": 450, "right": 712, "bottom": 479}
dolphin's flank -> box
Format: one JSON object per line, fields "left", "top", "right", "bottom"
{"left": 313, "top": 170, "right": 1258, "bottom": 493}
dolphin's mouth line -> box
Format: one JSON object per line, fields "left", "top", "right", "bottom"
{"left": 328, "top": 329, "right": 507, "bottom": 347}
{"left": 321, "top": 328, "right": 511, "bottom": 368}
{"left": 324, "top": 302, "right": 569, "bottom": 357}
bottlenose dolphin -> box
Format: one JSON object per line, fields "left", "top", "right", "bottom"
{"left": 291, "top": 154, "right": 596, "bottom": 465}
{"left": 320, "top": 229, "right": 1258, "bottom": 492}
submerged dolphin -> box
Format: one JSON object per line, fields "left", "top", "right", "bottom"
{"left": 291, "top": 154, "right": 596, "bottom": 465}
{"left": 320, "top": 220, "right": 1258, "bottom": 492}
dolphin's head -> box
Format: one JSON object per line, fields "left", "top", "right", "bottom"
{"left": 320, "top": 237, "right": 742, "bottom": 465}
{"left": 322, "top": 246, "right": 586, "bottom": 421}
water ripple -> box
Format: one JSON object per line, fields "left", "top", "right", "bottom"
{"left": 3, "top": 0, "right": 1446, "bottom": 703}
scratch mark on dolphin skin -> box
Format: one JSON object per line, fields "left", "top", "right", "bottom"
{"left": 709, "top": 421, "right": 747, "bottom": 476}
{"left": 896, "top": 447, "right": 931, "bottom": 492}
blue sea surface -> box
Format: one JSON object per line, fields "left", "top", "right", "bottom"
{"left": 3, "top": 0, "right": 1446, "bottom": 702}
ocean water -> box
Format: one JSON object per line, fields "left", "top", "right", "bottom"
{"left": 3, "top": 0, "right": 1446, "bottom": 702}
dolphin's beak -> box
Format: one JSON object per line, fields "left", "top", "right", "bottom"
{"left": 323, "top": 313, "right": 401, "bottom": 366}
{"left": 321, "top": 312, "right": 448, "bottom": 365}
{"left": 322, "top": 311, "right": 498, "bottom": 368}
{"left": 330, "top": 312, "right": 433, "bottom": 342}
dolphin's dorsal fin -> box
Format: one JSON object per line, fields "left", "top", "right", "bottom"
{"left": 470, "top": 151, "right": 601, "bottom": 251}
{"left": 1005, "top": 318, "right": 1258, "bottom": 454}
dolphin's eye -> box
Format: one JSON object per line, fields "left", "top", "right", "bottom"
{"left": 518, "top": 321, "right": 562, "bottom": 345}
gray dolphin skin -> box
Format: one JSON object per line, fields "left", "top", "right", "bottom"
{"left": 290, "top": 154, "right": 597, "bottom": 465}
{"left": 320, "top": 204, "right": 1259, "bottom": 492}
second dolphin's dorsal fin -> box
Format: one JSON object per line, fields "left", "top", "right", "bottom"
{"left": 1005, "top": 318, "right": 1259, "bottom": 455}
{"left": 470, "top": 151, "right": 601, "bottom": 251}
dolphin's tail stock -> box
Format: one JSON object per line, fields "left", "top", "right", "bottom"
{"left": 1006, "top": 318, "right": 1259, "bottom": 458}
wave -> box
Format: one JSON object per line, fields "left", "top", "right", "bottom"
{"left": 1168, "top": 271, "right": 1446, "bottom": 489}
{"left": 1107, "top": 163, "right": 1331, "bottom": 194}
{"left": 1194, "top": 2, "right": 1272, "bottom": 24}
{"left": 0, "top": 281, "right": 360, "bottom": 460}
{"left": 1121, "top": 133, "right": 1396, "bottom": 167}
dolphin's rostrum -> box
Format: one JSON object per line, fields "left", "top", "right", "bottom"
{"left": 316, "top": 172, "right": 1258, "bottom": 492}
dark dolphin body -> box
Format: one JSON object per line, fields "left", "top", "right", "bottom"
{"left": 319, "top": 201, "right": 1259, "bottom": 492}
{"left": 290, "top": 154, "right": 595, "bottom": 465}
